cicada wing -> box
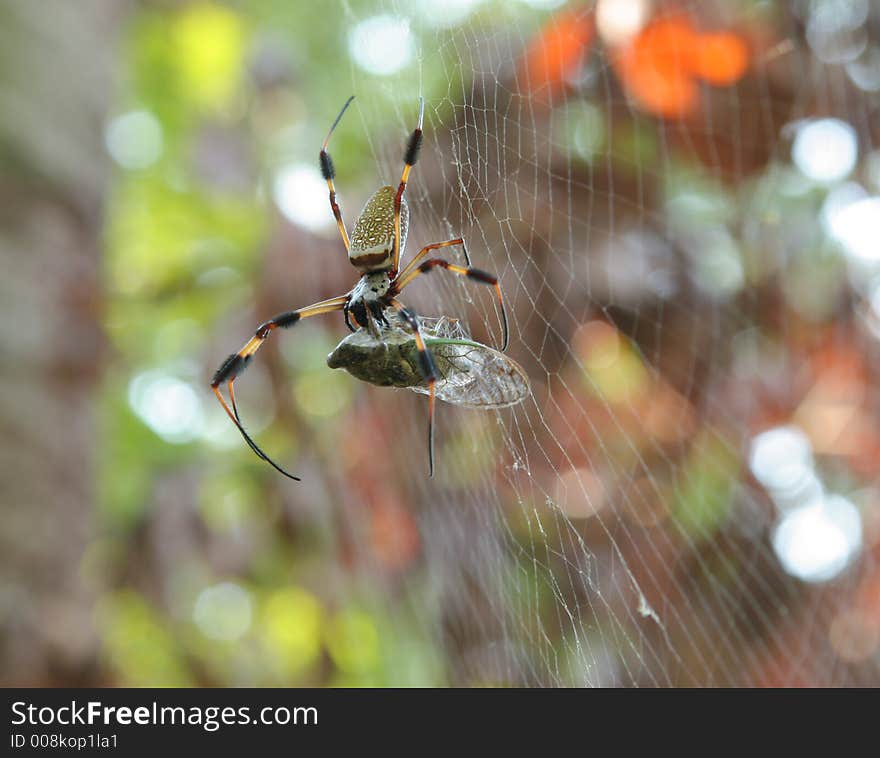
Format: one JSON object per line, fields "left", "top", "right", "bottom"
{"left": 408, "top": 339, "right": 531, "bottom": 408}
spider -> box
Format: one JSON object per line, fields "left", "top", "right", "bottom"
{"left": 211, "top": 96, "right": 508, "bottom": 480}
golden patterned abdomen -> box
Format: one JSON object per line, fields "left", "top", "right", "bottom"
{"left": 348, "top": 185, "right": 409, "bottom": 271}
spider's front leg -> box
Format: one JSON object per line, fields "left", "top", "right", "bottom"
{"left": 320, "top": 95, "right": 355, "bottom": 252}
{"left": 396, "top": 238, "right": 471, "bottom": 282}
{"left": 211, "top": 295, "right": 348, "bottom": 480}
{"left": 388, "top": 297, "right": 438, "bottom": 478}
{"left": 343, "top": 301, "right": 356, "bottom": 333}
{"left": 392, "top": 258, "right": 509, "bottom": 351}
{"left": 391, "top": 98, "right": 425, "bottom": 276}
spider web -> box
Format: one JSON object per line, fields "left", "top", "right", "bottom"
{"left": 310, "top": 0, "right": 880, "bottom": 687}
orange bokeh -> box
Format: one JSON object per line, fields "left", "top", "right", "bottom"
{"left": 521, "top": 7, "right": 750, "bottom": 118}
{"left": 691, "top": 32, "right": 749, "bottom": 85}
{"left": 615, "top": 15, "right": 749, "bottom": 118}
{"left": 615, "top": 16, "right": 698, "bottom": 118}
{"left": 520, "top": 8, "right": 594, "bottom": 94}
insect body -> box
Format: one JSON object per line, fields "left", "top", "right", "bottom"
{"left": 211, "top": 96, "right": 509, "bottom": 479}
{"left": 327, "top": 316, "right": 530, "bottom": 408}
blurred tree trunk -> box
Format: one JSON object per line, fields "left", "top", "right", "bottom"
{"left": 0, "top": 0, "right": 118, "bottom": 685}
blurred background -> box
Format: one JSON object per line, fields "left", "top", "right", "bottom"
{"left": 2, "top": 0, "right": 880, "bottom": 687}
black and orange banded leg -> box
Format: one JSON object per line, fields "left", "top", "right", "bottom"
{"left": 211, "top": 295, "right": 348, "bottom": 480}
{"left": 389, "top": 298, "right": 438, "bottom": 478}
{"left": 396, "top": 237, "right": 471, "bottom": 282}
{"left": 393, "top": 259, "right": 509, "bottom": 351}
{"left": 319, "top": 95, "right": 355, "bottom": 252}
{"left": 391, "top": 98, "right": 425, "bottom": 276}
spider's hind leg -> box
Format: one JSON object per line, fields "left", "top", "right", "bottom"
{"left": 389, "top": 297, "right": 438, "bottom": 478}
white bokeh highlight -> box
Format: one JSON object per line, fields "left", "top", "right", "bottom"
{"left": 193, "top": 583, "right": 253, "bottom": 641}
{"left": 792, "top": 118, "right": 858, "bottom": 183}
{"left": 826, "top": 194, "right": 880, "bottom": 264}
{"left": 749, "top": 426, "right": 816, "bottom": 506}
{"left": 348, "top": 16, "right": 414, "bottom": 76}
{"left": 596, "top": 0, "right": 650, "bottom": 47}
{"left": 772, "top": 496, "right": 862, "bottom": 583}
{"left": 105, "top": 110, "right": 164, "bottom": 170}
{"left": 416, "top": 0, "right": 483, "bottom": 29}
{"left": 273, "top": 163, "right": 334, "bottom": 232}
{"left": 128, "top": 370, "right": 205, "bottom": 444}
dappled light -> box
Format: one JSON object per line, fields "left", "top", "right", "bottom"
{"left": 4, "top": 0, "right": 880, "bottom": 689}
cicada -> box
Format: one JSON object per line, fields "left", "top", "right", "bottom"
{"left": 327, "top": 316, "right": 530, "bottom": 408}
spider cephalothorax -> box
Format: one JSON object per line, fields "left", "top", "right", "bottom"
{"left": 344, "top": 268, "right": 394, "bottom": 336}
{"left": 211, "top": 96, "right": 508, "bottom": 479}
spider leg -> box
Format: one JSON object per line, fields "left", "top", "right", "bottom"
{"left": 389, "top": 297, "right": 438, "bottom": 478}
{"left": 391, "top": 98, "right": 424, "bottom": 276}
{"left": 229, "top": 378, "right": 241, "bottom": 420}
{"left": 392, "top": 259, "right": 509, "bottom": 351}
{"left": 319, "top": 95, "right": 355, "bottom": 252}
{"left": 364, "top": 302, "right": 381, "bottom": 339}
{"left": 211, "top": 295, "right": 348, "bottom": 480}
{"left": 396, "top": 237, "right": 471, "bottom": 282}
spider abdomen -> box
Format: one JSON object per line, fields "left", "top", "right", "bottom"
{"left": 348, "top": 186, "right": 409, "bottom": 271}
